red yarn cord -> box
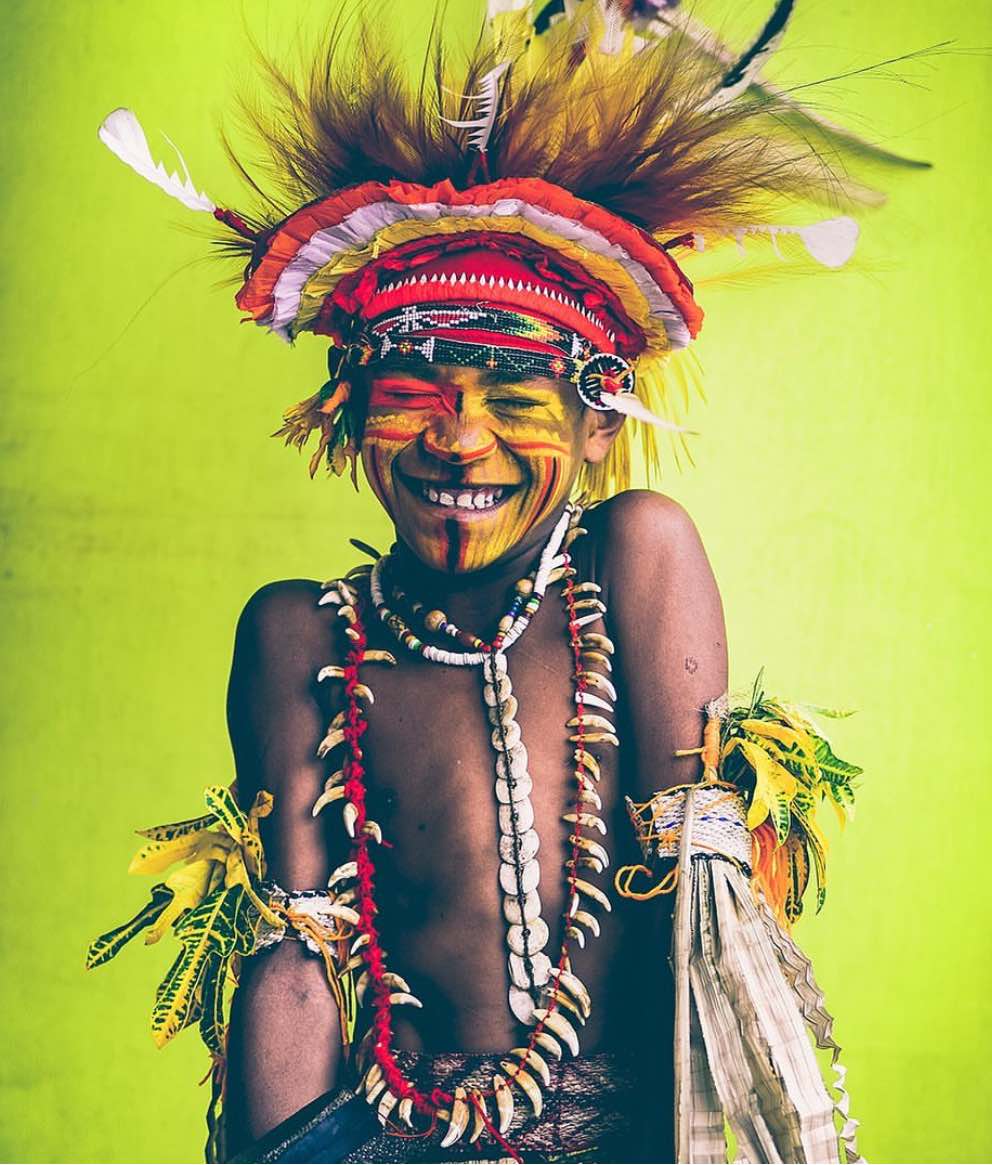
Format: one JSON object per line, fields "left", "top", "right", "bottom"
{"left": 340, "top": 544, "right": 597, "bottom": 1151}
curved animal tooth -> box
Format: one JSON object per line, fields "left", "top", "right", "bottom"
{"left": 574, "top": 876, "right": 613, "bottom": 912}
{"left": 335, "top": 888, "right": 357, "bottom": 906}
{"left": 388, "top": 991, "right": 423, "bottom": 1009}
{"left": 363, "top": 649, "right": 397, "bottom": 666}
{"left": 318, "top": 589, "right": 343, "bottom": 605}
{"left": 580, "top": 649, "right": 612, "bottom": 672}
{"left": 343, "top": 953, "right": 365, "bottom": 974}
{"left": 350, "top": 932, "right": 370, "bottom": 955}
{"left": 550, "top": 967, "right": 592, "bottom": 1017}
{"left": 573, "top": 581, "right": 602, "bottom": 594}
{"left": 534, "top": 1031, "right": 564, "bottom": 1061}
{"left": 345, "top": 626, "right": 362, "bottom": 642}
{"left": 565, "top": 924, "right": 586, "bottom": 949}
{"left": 572, "top": 731, "right": 620, "bottom": 746}
{"left": 570, "top": 834, "right": 610, "bottom": 867}
{"left": 510, "top": 1047, "right": 551, "bottom": 1087}
{"left": 576, "top": 690, "right": 614, "bottom": 714}
{"left": 580, "top": 633, "right": 615, "bottom": 654}
{"left": 366, "top": 1079, "right": 386, "bottom": 1105}
{"left": 397, "top": 1097, "right": 415, "bottom": 1128}
{"left": 547, "top": 988, "right": 586, "bottom": 1025}
{"left": 467, "top": 1090, "right": 488, "bottom": 1144}
{"left": 363, "top": 819, "right": 383, "bottom": 845}
{"left": 573, "top": 749, "right": 601, "bottom": 780}
{"left": 317, "top": 665, "right": 347, "bottom": 682}
{"left": 326, "top": 903, "right": 361, "bottom": 926}
{"left": 337, "top": 582, "right": 358, "bottom": 603}
{"left": 578, "top": 670, "right": 617, "bottom": 700}
{"left": 353, "top": 683, "right": 375, "bottom": 705}
{"left": 563, "top": 525, "right": 589, "bottom": 548}
{"left": 487, "top": 694, "right": 519, "bottom": 726}
{"left": 337, "top": 603, "right": 357, "bottom": 623}
{"left": 311, "top": 783, "right": 346, "bottom": 816}
{"left": 501, "top": 1062, "right": 544, "bottom": 1118}
{"left": 572, "top": 597, "right": 607, "bottom": 614}
{"left": 575, "top": 784, "right": 604, "bottom": 810}
{"left": 440, "top": 1087, "right": 469, "bottom": 1148}
{"left": 562, "top": 811, "right": 608, "bottom": 836}
{"left": 498, "top": 828, "right": 540, "bottom": 865}
{"left": 569, "top": 854, "right": 605, "bottom": 875}
{"left": 574, "top": 612, "right": 605, "bottom": 628}
{"left": 507, "top": 917, "right": 550, "bottom": 955}
{"left": 362, "top": 1063, "right": 383, "bottom": 1093}
{"left": 573, "top": 908, "right": 602, "bottom": 939}
{"left": 532, "top": 1008, "right": 580, "bottom": 1056}
{"left": 342, "top": 801, "right": 358, "bottom": 837}
{"left": 377, "top": 1089, "right": 398, "bottom": 1123}
{"left": 493, "top": 1073, "right": 514, "bottom": 1134}
{"left": 566, "top": 713, "right": 616, "bottom": 734}
{"left": 316, "top": 728, "right": 346, "bottom": 758}
{"left": 328, "top": 859, "right": 357, "bottom": 888}
{"left": 382, "top": 971, "right": 411, "bottom": 993}
{"left": 547, "top": 564, "right": 575, "bottom": 584}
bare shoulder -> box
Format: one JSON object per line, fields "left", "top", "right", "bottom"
{"left": 585, "top": 489, "right": 715, "bottom": 592}
{"left": 233, "top": 578, "right": 332, "bottom": 671}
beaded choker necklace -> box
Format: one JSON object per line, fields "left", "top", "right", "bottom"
{"left": 315, "top": 503, "right": 618, "bottom": 1156}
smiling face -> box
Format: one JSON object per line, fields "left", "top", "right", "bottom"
{"left": 360, "top": 363, "right": 611, "bottom": 573}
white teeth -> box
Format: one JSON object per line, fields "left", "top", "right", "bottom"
{"left": 419, "top": 484, "right": 509, "bottom": 509}
{"left": 428, "top": 487, "right": 439, "bottom": 502}
{"left": 456, "top": 492, "right": 473, "bottom": 509}
{"left": 439, "top": 491, "right": 455, "bottom": 506}
{"left": 474, "top": 493, "right": 489, "bottom": 509}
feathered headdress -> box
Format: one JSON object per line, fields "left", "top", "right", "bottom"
{"left": 98, "top": 0, "right": 920, "bottom": 497}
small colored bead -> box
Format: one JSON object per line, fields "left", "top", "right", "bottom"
{"left": 424, "top": 609, "right": 446, "bottom": 632}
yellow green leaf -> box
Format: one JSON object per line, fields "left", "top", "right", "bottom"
{"left": 135, "top": 812, "right": 217, "bottom": 842}
{"left": 204, "top": 785, "right": 246, "bottom": 844}
{"left": 145, "top": 859, "right": 220, "bottom": 944}
{"left": 151, "top": 885, "right": 244, "bottom": 1048}
{"left": 740, "top": 718, "right": 816, "bottom": 760}
{"left": 128, "top": 831, "right": 231, "bottom": 877}
{"left": 86, "top": 884, "right": 173, "bottom": 969}
{"left": 198, "top": 956, "right": 228, "bottom": 1056}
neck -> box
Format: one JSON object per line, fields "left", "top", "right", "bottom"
{"left": 389, "top": 505, "right": 567, "bottom": 635}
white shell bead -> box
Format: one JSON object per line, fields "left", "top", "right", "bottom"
{"left": 483, "top": 677, "right": 512, "bottom": 706}
{"left": 509, "top": 951, "right": 552, "bottom": 989}
{"left": 509, "top": 985, "right": 537, "bottom": 1024}
{"left": 499, "top": 800, "right": 534, "bottom": 834}
{"left": 487, "top": 695, "right": 519, "bottom": 726}
{"left": 502, "top": 890, "right": 542, "bottom": 924}
{"left": 499, "top": 828, "right": 540, "bottom": 864}
{"left": 495, "top": 774, "right": 533, "bottom": 803}
{"left": 507, "top": 917, "right": 550, "bottom": 955}
{"left": 496, "top": 747, "right": 528, "bottom": 781}
{"left": 499, "top": 858, "right": 540, "bottom": 895}
{"left": 491, "top": 719, "right": 522, "bottom": 750}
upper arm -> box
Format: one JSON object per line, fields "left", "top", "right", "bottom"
{"left": 599, "top": 490, "right": 728, "bottom": 800}
{"left": 227, "top": 579, "right": 346, "bottom": 889}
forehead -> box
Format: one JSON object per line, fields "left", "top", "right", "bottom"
{"left": 366, "top": 361, "right": 574, "bottom": 399}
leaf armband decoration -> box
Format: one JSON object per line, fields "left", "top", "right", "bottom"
{"left": 716, "top": 673, "right": 863, "bottom": 926}
{"left": 86, "top": 786, "right": 282, "bottom": 1045}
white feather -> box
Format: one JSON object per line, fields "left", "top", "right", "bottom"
{"left": 609, "top": 392, "right": 691, "bottom": 432}
{"left": 720, "top": 217, "right": 859, "bottom": 270}
{"left": 440, "top": 62, "right": 510, "bottom": 153}
{"left": 98, "top": 108, "right": 215, "bottom": 213}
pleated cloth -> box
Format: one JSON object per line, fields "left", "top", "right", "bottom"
{"left": 669, "top": 786, "right": 863, "bottom": 1164}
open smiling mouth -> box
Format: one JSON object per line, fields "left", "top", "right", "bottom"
{"left": 400, "top": 473, "right": 521, "bottom": 513}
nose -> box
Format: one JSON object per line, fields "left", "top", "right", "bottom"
{"left": 421, "top": 415, "right": 498, "bottom": 465}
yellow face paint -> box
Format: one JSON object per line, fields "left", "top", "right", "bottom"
{"left": 361, "top": 365, "right": 588, "bottom": 573}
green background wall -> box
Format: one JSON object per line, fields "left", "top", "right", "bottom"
{"left": 1, "top": 2, "right": 988, "bottom": 1161}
